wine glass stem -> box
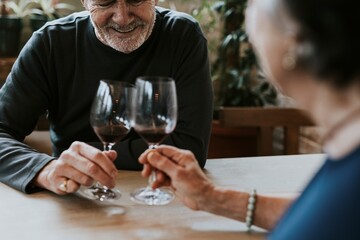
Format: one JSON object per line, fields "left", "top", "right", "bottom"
{"left": 104, "top": 143, "right": 114, "bottom": 151}
{"left": 148, "top": 171, "right": 157, "bottom": 187}
{"left": 148, "top": 144, "right": 158, "bottom": 188}
{"left": 93, "top": 143, "right": 114, "bottom": 189}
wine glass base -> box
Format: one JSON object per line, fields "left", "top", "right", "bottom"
{"left": 77, "top": 185, "right": 121, "bottom": 202}
{"left": 130, "top": 187, "right": 174, "bottom": 206}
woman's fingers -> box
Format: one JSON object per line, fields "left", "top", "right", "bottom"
{"left": 156, "top": 145, "right": 197, "bottom": 167}
{"left": 139, "top": 145, "right": 199, "bottom": 182}
{"left": 146, "top": 150, "right": 180, "bottom": 177}
{"left": 153, "top": 170, "right": 170, "bottom": 187}
{"left": 141, "top": 163, "right": 152, "bottom": 177}
{"left": 141, "top": 162, "right": 171, "bottom": 189}
{"left": 139, "top": 148, "right": 154, "bottom": 164}
{"left": 137, "top": 145, "right": 213, "bottom": 211}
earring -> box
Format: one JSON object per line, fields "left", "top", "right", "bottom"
{"left": 282, "top": 51, "right": 297, "bottom": 71}
{"left": 282, "top": 39, "right": 298, "bottom": 71}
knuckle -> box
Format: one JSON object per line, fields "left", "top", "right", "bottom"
{"left": 184, "top": 150, "right": 194, "bottom": 158}
{"left": 70, "top": 141, "right": 82, "bottom": 150}
{"left": 68, "top": 180, "right": 80, "bottom": 192}
{"left": 47, "top": 171, "right": 57, "bottom": 183}
{"left": 93, "top": 151, "right": 104, "bottom": 160}
{"left": 56, "top": 159, "right": 67, "bottom": 168}
{"left": 81, "top": 176, "right": 93, "bottom": 186}
{"left": 85, "top": 162, "right": 99, "bottom": 175}
{"left": 48, "top": 163, "right": 64, "bottom": 179}
{"left": 59, "top": 150, "right": 71, "bottom": 160}
{"left": 156, "top": 158, "right": 167, "bottom": 169}
{"left": 173, "top": 169, "right": 181, "bottom": 179}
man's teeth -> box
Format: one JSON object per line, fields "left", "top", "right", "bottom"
{"left": 114, "top": 27, "right": 135, "bottom": 33}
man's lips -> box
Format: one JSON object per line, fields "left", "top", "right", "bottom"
{"left": 111, "top": 25, "right": 138, "bottom": 33}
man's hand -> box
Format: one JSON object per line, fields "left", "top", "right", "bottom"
{"left": 34, "top": 141, "right": 118, "bottom": 194}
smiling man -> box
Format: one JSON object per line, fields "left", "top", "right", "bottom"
{"left": 0, "top": 0, "right": 213, "bottom": 196}
{"left": 83, "top": 0, "right": 157, "bottom": 53}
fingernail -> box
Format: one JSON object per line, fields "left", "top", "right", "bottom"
{"left": 106, "top": 179, "right": 115, "bottom": 188}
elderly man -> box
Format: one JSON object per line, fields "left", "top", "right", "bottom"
{"left": 0, "top": 0, "right": 213, "bottom": 195}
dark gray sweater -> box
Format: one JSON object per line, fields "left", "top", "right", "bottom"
{"left": 0, "top": 7, "right": 213, "bottom": 193}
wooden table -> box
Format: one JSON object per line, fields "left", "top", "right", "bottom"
{"left": 0, "top": 154, "right": 326, "bottom": 240}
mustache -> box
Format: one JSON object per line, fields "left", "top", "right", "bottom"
{"left": 105, "top": 19, "right": 146, "bottom": 32}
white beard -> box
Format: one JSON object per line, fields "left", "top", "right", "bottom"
{"left": 92, "top": 11, "right": 156, "bottom": 54}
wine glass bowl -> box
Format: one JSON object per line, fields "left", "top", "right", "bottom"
{"left": 130, "top": 76, "right": 177, "bottom": 206}
{"left": 78, "top": 80, "right": 135, "bottom": 202}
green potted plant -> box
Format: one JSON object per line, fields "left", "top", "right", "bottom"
{"left": 0, "top": 0, "right": 57, "bottom": 57}
{"left": 211, "top": 0, "right": 278, "bottom": 118}
{"left": 0, "top": 0, "right": 30, "bottom": 57}
{"left": 165, "top": 0, "right": 278, "bottom": 157}
{"left": 0, "top": 0, "right": 77, "bottom": 57}
{"left": 161, "top": 0, "right": 278, "bottom": 118}
{"left": 4, "top": 0, "right": 39, "bottom": 16}
{"left": 29, "top": 0, "right": 76, "bottom": 31}
{"left": 207, "top": 0, "right": 279, "bottom": 157}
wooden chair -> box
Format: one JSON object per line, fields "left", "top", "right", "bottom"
{"left": 0, "top": 58, "right": 16, "bottom": 86}
{"left": 218, "top": 107, "right": 316, "bottom": 156}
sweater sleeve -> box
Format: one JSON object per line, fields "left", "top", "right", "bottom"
{"left": 0, "top": 34, "right": 56, "bottom": 193}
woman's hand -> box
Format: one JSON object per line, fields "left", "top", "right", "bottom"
{"left": 139, "top": 145, "right": 214, "bottom": 210}
{"left": 34, "top": 141, "right": 118, "bottom": 194}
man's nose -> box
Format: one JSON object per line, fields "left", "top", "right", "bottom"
{"left": 112, "top": 1, "right": 133, "bottom": 25}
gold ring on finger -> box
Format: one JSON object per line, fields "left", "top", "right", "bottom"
{"left": 59, "top": 178, "right": 69, "bottom": 192}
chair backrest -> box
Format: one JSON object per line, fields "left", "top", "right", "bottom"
{"left": 0, "top": 57, "right": 16, "bottom": 87}
{"left": 218, "top": 107, "right": 316, "bottom": 156}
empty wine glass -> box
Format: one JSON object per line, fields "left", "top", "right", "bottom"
{"left": 78, "top": 80, "right": 135, "bottom": 202}
{"left": 130, "top": 76, "right": 178, "bottom": 206}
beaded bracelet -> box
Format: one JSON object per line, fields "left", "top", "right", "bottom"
{"left": 245, "top": 189, "right": 257, "bottom": 231}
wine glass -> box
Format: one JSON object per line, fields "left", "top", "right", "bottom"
{"left": 78, "top": 80, "right": 135, "bottom": 202}
{"left": 130, "top": 76, "right": 178, "bottom": 206}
